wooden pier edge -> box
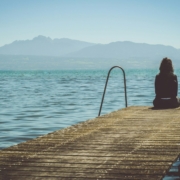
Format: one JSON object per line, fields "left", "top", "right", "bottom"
{"left": 1, "top": 106, "right": 180, "bottom": 180}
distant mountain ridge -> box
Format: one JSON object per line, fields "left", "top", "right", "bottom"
{"left": 0, "top": 35, "right": 180, "bottom": 61}
{"left": 66, "top": 41, "right": 180, "bottom": 60}
{"left": 0, "top": 35, "right": 95, "bottom": 56}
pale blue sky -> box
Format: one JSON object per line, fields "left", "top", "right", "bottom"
{"left": 1, "top": 0, "right": 180, "bottom": 48}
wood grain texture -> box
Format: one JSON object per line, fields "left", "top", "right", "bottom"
{"left": 1, "top": 106, "right": 180, "bottom": 180}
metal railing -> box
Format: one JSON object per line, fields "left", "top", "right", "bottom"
{"left": 98, "top": 66, "right": 127, "bottom": 116}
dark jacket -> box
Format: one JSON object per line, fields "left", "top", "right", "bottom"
{"left": 155, "top": 72, "right": 178, "bottom": 99}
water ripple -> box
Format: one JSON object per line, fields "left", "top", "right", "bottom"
{"left": 1, "top": 69, "right": 180, "bottom": 149}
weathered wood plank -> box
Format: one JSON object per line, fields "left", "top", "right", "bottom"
{"left": 1, "top": 106, "right": 180, "bottom": 180}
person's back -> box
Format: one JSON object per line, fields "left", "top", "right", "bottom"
{"left": 153, "top": 57, "right": 180, "bottom": 108}
{"left": 155, "top": 72, "right": 177, "bottom": 98}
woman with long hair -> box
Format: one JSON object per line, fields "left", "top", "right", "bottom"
{"left": 153, "top": 57, "right": 180, "bottom": 108}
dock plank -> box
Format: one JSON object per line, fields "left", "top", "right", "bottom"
{"left": 1, "top": 106, "right": 180, "bottom": 179}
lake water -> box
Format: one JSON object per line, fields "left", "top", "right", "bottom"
{"left": 1, "top": 69, "right": 180, "bottom": 149}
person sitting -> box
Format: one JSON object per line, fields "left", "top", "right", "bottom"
{"left": 153, "top": 57, "right": 180, "bottom": 108}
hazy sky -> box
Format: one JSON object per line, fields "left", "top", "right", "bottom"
{"left": 1, "top": 0, "right": 180, "bottom": 48}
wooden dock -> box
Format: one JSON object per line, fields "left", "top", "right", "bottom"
{"left": 1, "top": 106, "right": 180, "bottom": 180}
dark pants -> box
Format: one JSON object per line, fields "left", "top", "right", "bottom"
{"left": 153, "top": 97, "right": 180, "bottom": 109}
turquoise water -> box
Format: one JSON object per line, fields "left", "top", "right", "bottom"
{"left": 1, "top": 69, "right": 180, "bottom": 149}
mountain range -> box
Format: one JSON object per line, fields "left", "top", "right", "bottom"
{"left": 0, "top": 35, "right": 180, "bottom": 69}
{"left": 0, "top": 35, "right": 95, "bottom": 56}
{"left": 1, "top": 35, "right": 180, "bottom": 59}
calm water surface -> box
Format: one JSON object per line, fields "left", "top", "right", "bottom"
{"left": 1, "top": 69, "right": 180, "bottom": 149}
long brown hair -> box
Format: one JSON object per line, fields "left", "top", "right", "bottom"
{"left": 159, "top": 57, "right": 174, "bottom": 74}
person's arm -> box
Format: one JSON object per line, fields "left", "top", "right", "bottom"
{"left": 170, "top": 75, "right": 178, "bottom": 97}
{"left": 155, "top": 75, "right": 158, "bottom": 95}
{"left": 175, "top": 75, "right": 178, "bottom": 96}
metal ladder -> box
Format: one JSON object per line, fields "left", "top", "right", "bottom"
{"left": 98, "top": 66, "right": 128, "bottom": 116}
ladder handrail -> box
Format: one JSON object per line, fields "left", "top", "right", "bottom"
{"left": 98, "top": 66, "right": 127, "bottom": 116}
